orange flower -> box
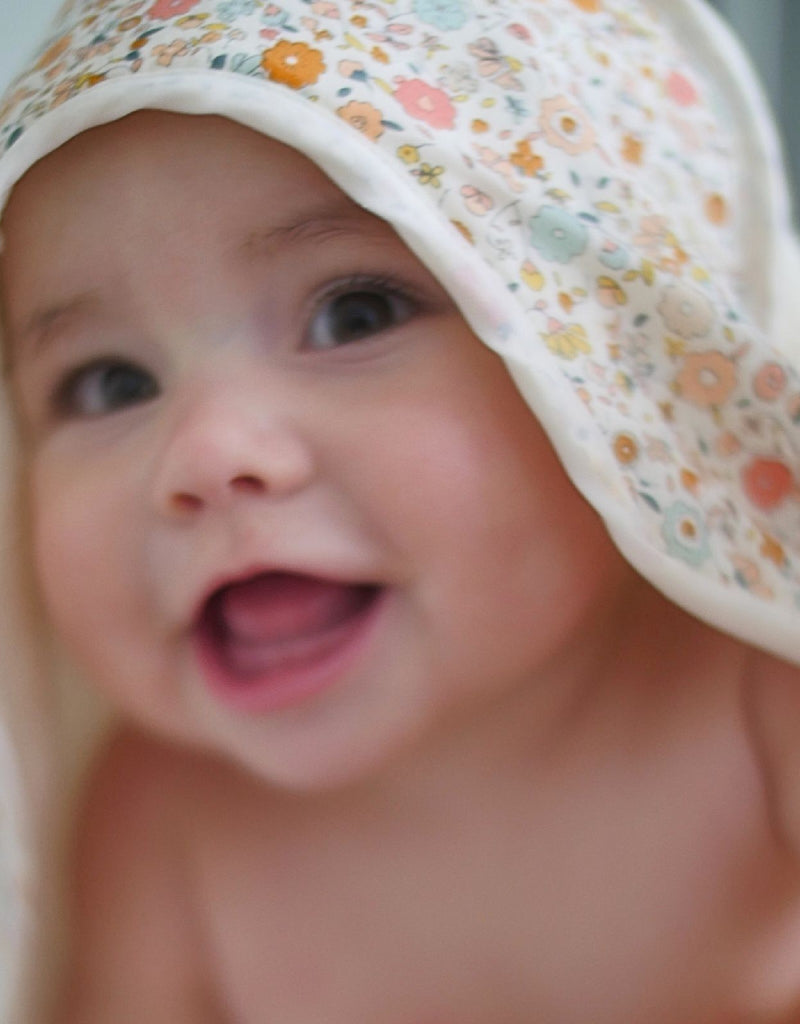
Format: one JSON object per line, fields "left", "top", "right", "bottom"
{"left": 613, "top": 433, "right": 639, "bottom": 465}
{"left": 471, "top": 118, "right": 489, "bottom": 133}
{"left": 569, "top": 0, "right": 603, "bottom": 10}
{"left": 36, "top": 33, "right": 73, "bottom": 70}
{"left": 621, "top": 134, "right": 643, "bottom": 165}
{"left": 760, "top": 532, "right": 786, "bottom": 568}
{"left": 705, "top": 193, "right": 728, "bottom": 225}
{"left": 680, "top": 468, "right": 699, "bottom": 495}
{"left": 675, "top": 351, "right": 737, "bottom": 408}
{"left": 261, "top": 40, "right": 325, "bottom": 89}
{"left": 510, "top": 139, "right": 543, "bottom": 176}
{"left": 753, "top": 361, "right": 787, "bottom": 402}
{"left": 742, "top": 458, "right": 794, "bottom": 511}
{"left": 337, "top": 100, "right": 384, "bottom": 141}
{"left": 371, "top": 46, "right": 390, "bottom": 64}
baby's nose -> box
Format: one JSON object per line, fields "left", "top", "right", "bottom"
{"left": 151, "top": 397, "right": 316, "bottom": 518}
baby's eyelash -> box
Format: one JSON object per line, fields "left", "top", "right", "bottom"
{"left": 311, "top": 273, "right": 426, "bottom": 311}
{"left": 303, "top": 273, "right": 427, "bottom": 351}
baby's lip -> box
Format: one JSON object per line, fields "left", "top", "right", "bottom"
{"left": 192, "top": 568, "right": 385, "bottom": 711}
{"left": 202, "top": 571, "right": 378, "bottom": 670}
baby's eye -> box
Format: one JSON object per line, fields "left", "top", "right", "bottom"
{"left": 306, "top": 283, "right": 416, "bottom": 350}
{"left": 54, "top": 359, "right": 159, "bottom": 418}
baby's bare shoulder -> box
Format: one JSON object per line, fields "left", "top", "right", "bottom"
{"left": 62, "top": 728, "right": 229, "bottom": 1022}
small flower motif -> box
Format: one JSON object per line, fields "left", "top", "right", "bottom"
{"left": 666, "top": 70, "right": 699, "bottom": 107}
{"left": 705, "top": 193, "right": 728, "bottom": 226}
{"left": 471, "top": 118, "right": 489, "bottom": 133}
{"left": 761, "top": 532, "right": 786, "bottom": 568}
{"left": 396, "top": 144, "right": 420, "bottom": 164}
{"left": 741, "top": 458, "right": 795, "bottom": 510}
{"left": 569, "top": 0, "right": 602, "bottom": 11}
{"left": 414, "top": 0, "right": 469, "bottom": 30}
{"left": 461, "top": 185, "right": 493, "bottom": 215}
{"left": 35, "top": 33, "right": 73, "bottom": 70}
{"left": 520, "top": 261, "right": 545, "bottom": 291}
{"left": 596, "top": 276, "right": 627, "bottom": 308}
{"left": 539, "top": 95, "right": 596, "bottom": 156}
{"left": 217, "top": 0, "right": 257, "bottom": 19}
{"left": 732, "top": 556, "right": 774, "bottom": 600}
{"left": 148, "top": 0, "right": 201, "bottom": 18}
{"left": 438, "top": 62, "right": 478, "bottom": 94}
{"left": 661, "top": 501, "right": 710, "bottom": 567}
{"left": 542, "top": 318, "right": 591, "bottom": 360}
{"left": 413, "top": 162, "right": 445, "bottom": 187}
{"left": 530, "top": 205, "right": 588, "bottom": 264}
{"left": 674, "top": 351, "right": 737, "bottom": 409}
{"left": 261, "top": 40, "right": 325, "bottom": 88}
{"left": 394, "top": 78, "right": 456, "bottom": 130}
{"left": 658, "top": 283, "right": 714, "bottom": 339}
{"left": 621, "top": 134, "right": 644, "bottom": 165}
{"left": 152, "top": 39, "right": 190, "bottom": 65}
{"left": 598, "top": 242, "right": 629, "bottom": 271}
{"left": 715, "top": 430, "right": 741, "bottom": 458}
{"left": 451, "top": 220, "right": 474, "bottom": 244}
{"left": 753, "top": 362, "right": 787, "bottom": 402}
{"left": 337, "top": 100, "right": 384, "bottom": 140}
{"left": 509, "top": 139, "right": 543, "bottom": 176}
{"left": 176, "top": 13, "right": 208, "bottom": 27}
{"left": 613, "top": 433, "right": 639, "bottom": 465}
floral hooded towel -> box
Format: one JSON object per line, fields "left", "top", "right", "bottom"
{"left": 0, "top": 0, "right": 799, "bottom": 1018}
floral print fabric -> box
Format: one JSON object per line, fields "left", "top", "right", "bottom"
{"left": 0, "top": 0, "right": 797, "bottom": 653}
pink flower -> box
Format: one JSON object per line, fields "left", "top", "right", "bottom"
{"left": 394, "top": 78, "right": 455, "bottom": 129}
{"left": 665, "top": 70, "right": 699, "bottom": 107}
{"left": 147, "top": 0, "right": 200, "bottom": 19}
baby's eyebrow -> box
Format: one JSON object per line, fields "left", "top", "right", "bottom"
{"left": 14, "top": 293, "right": 100, "bottom": 361}
{"left": 238, "top": 201, "right": 390, "bottom": 261}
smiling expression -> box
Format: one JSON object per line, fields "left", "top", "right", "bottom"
{"left": 1, "top": 112, "right": 623, "bottom": 788}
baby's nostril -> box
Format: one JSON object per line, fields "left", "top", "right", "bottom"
{"left": 231, "top": 474, "right": 266, "bottom": 494}
{"left": 172, "top": 492, "right": 203, "bottom": 513}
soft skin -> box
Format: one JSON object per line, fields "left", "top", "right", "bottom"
{"left": 1, "top": 111, "right": 628, "bottom": 791}
{"left": 4, "top": 113, "right": 800, "bottom": 1022}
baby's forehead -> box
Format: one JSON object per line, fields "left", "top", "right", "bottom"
{"left": 1, "top": 111, "right": 402, "bottom": 265}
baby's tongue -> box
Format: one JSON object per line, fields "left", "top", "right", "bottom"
{"left": 216, "top": 573, "right": 367, "bottom": 675}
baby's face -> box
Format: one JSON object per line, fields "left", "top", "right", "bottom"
{"left": 1, "top": 112, "right": 620, "bottom": 788}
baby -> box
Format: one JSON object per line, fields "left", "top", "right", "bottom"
{"left": 3, "top": 0, "right": 800, "bottom": 1021}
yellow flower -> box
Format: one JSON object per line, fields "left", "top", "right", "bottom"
{"left": 543, "top": 320, "right": 592, "bottom": 360}
{"left": 414, "top": 163, "right": 444, "bottom": 187}
{"left": 397, "top": 144, "right": 420, "bottom": 164}
{"left": 520, "top": 261, "right": 545, "bottom": 291}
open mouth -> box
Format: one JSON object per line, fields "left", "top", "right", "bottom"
{"left": 194, "top": 571, "right": 384, "bottom": 712}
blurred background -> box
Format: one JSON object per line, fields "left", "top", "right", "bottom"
{"left": 0, "top": 0, "right": 798, "bottom": 206}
